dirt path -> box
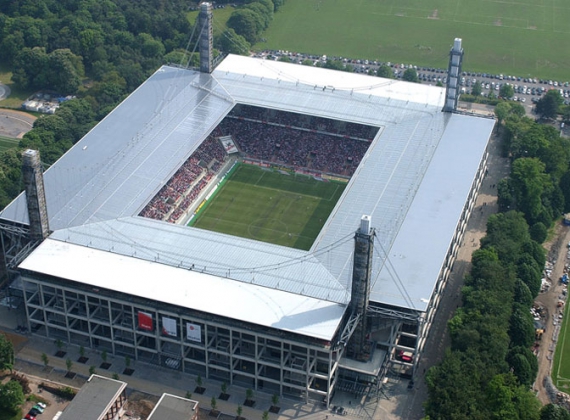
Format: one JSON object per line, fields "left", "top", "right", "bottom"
{"left": 0, "top": 108, "right": 36, "bottom": 138}
{"left": 535, "top": 225, "right": 570, "bottom": 403}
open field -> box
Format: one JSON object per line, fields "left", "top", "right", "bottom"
{"left": 0, "top": 64, "right": 33, "bottom": 109}
{"left": 187, "top": 6, "right": 235, "bottom": 37}
{"left": 256, "top": 0, "right": 570, "bottom": 81}
{"left": 0, "top": 136, "right": 19, "bottom": 152}
{"left": 190, "top": 164, "right": 345, "bottom": 250}
{"left": 552, "top": 295, "right": 570, "bottom": 390}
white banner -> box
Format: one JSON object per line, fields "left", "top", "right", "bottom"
{"left": 186, "top": 322, "right": 202, "bottom": 343}
{"left": 162, "top": 316, "right": 177, "bottom": 337}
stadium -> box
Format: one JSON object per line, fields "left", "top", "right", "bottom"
{"left": 0, "top": 7, "right": 494, "bottom": 409}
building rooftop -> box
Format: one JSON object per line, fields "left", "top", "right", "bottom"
{"left": 9, "top": 55, "right": 494, "bottom": 338}
{"left": 147, "top": 393, "right": 198, "bottom": 420}
{"left": 58, "top": 375, "right": 126, "bottom": 420}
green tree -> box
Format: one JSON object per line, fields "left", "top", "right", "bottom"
{"left": 509, "top": 307, "right": 535, "bottom": 348}
{"left": 101, "top": 350, "right": 108, "bottom": 363}
{"left": 185, "top": 391, "right": 192, "bottom": 399}
{"left": 540, "top": 404, "right": 570, "bottom": 420}
{"left": 66, "top": 358, "right": 73, "bottom": 373}
{"left": 0, "top": 334, "right": 14, "bottom": 373}
{"left": 211, "top": 396, "right": 217, "bottom": 411}
{"left": 221, "top": 382, "right": 228, "bottom": 395}
{"left": 510, "top": 158, "right": 551, "bottom": 224}
{"left": 262, "top": 411, "right": 269, "bottom": 420}
{"left": 112, "top": 373, "right": 119, "bottom": 380}
{"left": 495, "top": 102, "right": 511, "bottom": 127}
{"left": 237, "top": 404, "right": 243, "bottom": 418}
{"left": 218, "top": 28, "right": 250, "bottom": 55}
{"left": 499, "top": 84, "right": 514, "bottom": 99}
{"left": 376, "top": 64, "right": 393, "bottom": 79}
{"left": 536, "top": 90, "right": 563, "bottom": 119}
{"left": 271, "top": 393, "right": 279, "bottom": 406}
{"left": 471, "top": 81, "right": 482, "bottom": 96}
{"left": 41, "top": 353, "right": 49, "bottom": 368}
{"left": 89, "top": 365, "right": 96, "bottom": 375}
{"left": 246, "top": 388, "right": 254, "bottom": 401}
{"left": 402, "top": 68, "right": 418, "bottom": 83}
{"left": 513, "top": 279, "right": 533, "bottom": 308}
{"left": 529, "top": 222, "right": 547, "bottom": 243}
{"left": 0, "top": 380, "right": 25, "bottom": 412}
{"left": 227, "top": 9, "right": 262, "bottom": 44}
{"left": 507, "top": 347, "right": 538, "bottom": 387}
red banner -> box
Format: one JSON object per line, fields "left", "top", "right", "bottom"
{"left": 138, "top": 311, "right": 153, "bottom": 331}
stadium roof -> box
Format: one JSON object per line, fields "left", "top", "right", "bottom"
{"left": 7, "top": 55, "right": 494, "bottom": 338}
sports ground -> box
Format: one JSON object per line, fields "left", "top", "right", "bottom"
{"left": 190, "top": 164, "right": 346, "bottom": 250}
{"left": 553, "top": 297, "right": 570, "bottom": 389}
{"left": 256, "top": 0, "right": 570, "bottom": 81}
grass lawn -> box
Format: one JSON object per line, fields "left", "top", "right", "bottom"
{"left": 552, "top": 297, "right": 570, "bottom": 389}
{"left": 190, "top": 164, "right": 345, "bottom": 250}
{"left": 0, "top": 64, "right": 33, "bottom": 109}
{"left": 0, "top": 136, "right": 19, "bottom": 152}
{"left": 256, "top": 0, "right": 570, "bottom": 81}
{"left": 187, "top": 6, "right": 235, "bottom": 37}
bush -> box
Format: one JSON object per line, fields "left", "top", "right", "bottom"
{"left": 10, "top": 372, "right": 31, "bottom": 394}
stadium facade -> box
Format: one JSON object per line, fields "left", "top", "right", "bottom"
{"left": 0, "top": 49, "right": 494, "bottom": 405}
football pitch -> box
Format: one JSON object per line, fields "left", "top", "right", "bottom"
{"left": 257, "top": 0, "right": 570, "bottom": 80}
{"left": 190, "top": 164, "right": 346, "bottom": 250}
{"left": 553, "top": 298, "right": 570, "bottom": 390}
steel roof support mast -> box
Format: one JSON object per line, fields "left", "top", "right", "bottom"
{"left": 199, "top": 2, "right": 213, "bottom": 74}
{"left": 348, "top": 215, "right": 374, "bottom": 360}
{"left": 443, "top": 38, "right": 464, "bottom": 112}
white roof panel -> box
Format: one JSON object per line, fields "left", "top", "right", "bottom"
{"left": 19, "top": 239, "right": 346, "bottom": 341}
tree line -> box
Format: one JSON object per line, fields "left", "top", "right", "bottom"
{"left": 424, "top": 103, "right": 570, "bottom": 418}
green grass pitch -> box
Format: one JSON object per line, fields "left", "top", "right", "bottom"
{"left": 553, "top": 298, "right": 570, "bottom": 390}
{"left": 255, "top": 0, "right": 570, "bottom": 81}
{"left": 190, "top": 164, "right": 346, "bottom": 250}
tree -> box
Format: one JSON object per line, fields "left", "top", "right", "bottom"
{"left": 0, "top": 380, "right": 24, "bottom": 412}
{"left": 536, "top": 90, "right": 563, "bottom": 119}
{"left": 376, "top": 64, "right": 393, "bottom": 79}
{"left": 218, "top": 28, "right": 250, "bottom": 55}
{"left": 237, "top": 404, "right": 243, "bottom": 418}
{"left": 101, "top": 350, "right": 108, "bottom": 363}
{"left": 54, "top": 339, "right": 64, "bottom": 352}
{"left": 271, "top": 393, "right": 279, "bottom": 407}
{"left": 66, "top": 358, "right": 73, "bottom": 373}
{"left": 402, "top": 68, "right": 418, "bottom": 83}
{"left": 246, "top": 388, "right": 254, "bottom": 401}
{"left": 125, "top": 356, "right": 131, "bottom": 369}
{"left": 509, "top": 307, "right": 536, "bottom": 348}
{"left": 262, "top": 411, "right": 269, "bottom": 420}
{"left": 221, "top": 382, "right": 228, "bottom": 395}
{"left": 0, "top": 334, "right": 14, "bottom": 373}
{"left": 471, "top": 81, "right": 482, "bottom": 96}
{"left": 227, "top": 9, "right": 263, "bottom": 44}
{"left": 541, "top": 404, "right": 570, "bottom": 420}
{"left": 529, "top": 222, "right": 547, "bottom": 243}
{"left": 41, "top": 353, "right": 49, "bottom": 369}
{"left": 196, "top": 375, "right": 203, "bottom": 388}
{"left": 510, "top": 158, "right": 551, "bottom": 224}
{"left": 89, "top": 365, "right": 96, "bottom": 375}
{"left": 499, "top": 84, "right": 514, "bottom": 99}
{"left": 112, "top": 373, "right": 119, "bottom": 380}
{"left": 211, "top": 396, "right": 218, "bottom": 411}
{"left": 495, "top": 102, "right": 511, "bottom": 127}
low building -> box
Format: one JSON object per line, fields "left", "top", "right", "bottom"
{"left": 59, "top": 374, "right": 127, "bottom": 420}
{"left": 147, "top": 393, "right": 199, "bottom": 420}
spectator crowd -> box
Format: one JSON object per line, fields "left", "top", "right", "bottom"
{"left": 140, "top": 104, "right": 377, "bottom": 224}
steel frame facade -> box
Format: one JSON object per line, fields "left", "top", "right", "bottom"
{"left": 19, "top": 272, "right": 345, "bottom": 405}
